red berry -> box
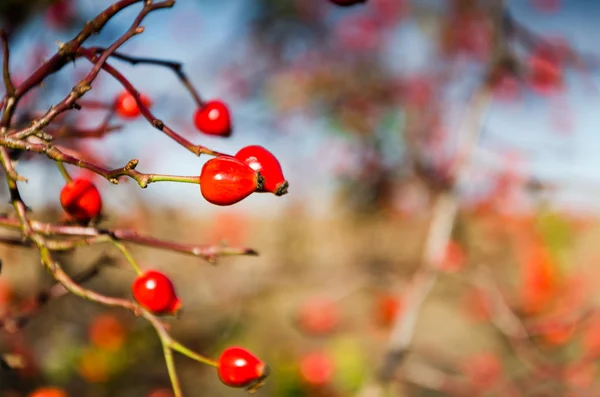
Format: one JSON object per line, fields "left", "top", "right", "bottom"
{"left": 28, "top": 387, "right": 68, "bottom": 397}
{"left": 234, "top": 145, "right": 288, "bottom": 196}
{"left": 131, "top": 270, "right": 181, "bottom": 315}
{"left": 115, "top": 91, "right": 152, "bottom": 119}
{"left": 146, "top": 389, "right": 174, "bottom": 397}
{"left": 193, "top": 100, "right": 232, "bottom": 137}
{"left": 297, "top": 298, "right": 339, "bottom": 335}
{"left": 375, "top": 294, "right": 402, "bottom": 327}
{"left": 199, "top": 156, "right": 263, "bottom": 206}
{"left": 60, "top": 178, "right": 102, "bottom": 223}
{"left": 330, "top": 0, "right": 367, "bottom": 6}
{"left": 218, "top": 347, "right": 268, "bottom": 390}
{"left": 299, "top": 351, "right": 334, "bottom": 386}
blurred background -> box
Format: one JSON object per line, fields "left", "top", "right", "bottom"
{"left": 2, "top": 0, "right": 600, "bottom": 396}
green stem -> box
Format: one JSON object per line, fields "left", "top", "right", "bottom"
{"left": 56, "top": 161, "right": 73, "bottom": 183}
{"left": 112, "top": 240, "right": 142, "bottom": 274}
{"left": 148, "top": 174, "right": 199, "bottom": 184}
{"left": 171, "top": 341, "right": 218, "bottom": 367}
{"left": 162, "top": 341, "right": 183, "bottom": 397}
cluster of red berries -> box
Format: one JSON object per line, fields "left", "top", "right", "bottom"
{"left": 200, "top": 145, "right": 288, "bottom": 206}
{"left": 130, "top": 273, "right": 266, "bottom": 389}
{"left": 59, "top": 91, "right": 288, "bottom": 221}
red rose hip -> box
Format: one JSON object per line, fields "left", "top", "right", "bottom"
{"left": 234, "top": 145, "right": 288, "bottom": 196}
{"left": 194, "top": 100, "right": 232, "bottom": 137}
{"left": 218, "top": 347, "right": 268, "bottom": 390}
{"left": 132, "top": 270, "right": 181, "bottom": 315}
{"left": 60, "top": 178, "right": 102, "bottom": 223}
{"left": 115, "top": 90, "right": 152, "bottom": 119}
{"left": 200, "top": 156, "right": 263, "bottom": 206}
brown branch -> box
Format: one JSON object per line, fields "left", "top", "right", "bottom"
{"left": 7, "top": 0, "right": 145, "bottom": 110}
{"left": 0, "top": 136, "right": 202, "bottom": 187}
{"left": 78, "top": 48, "right": 223, "bottom": 157}
{"left": 88, "top": 47, "right": 205, "bottom": 107}
{"left": 9, "top": 1, "right": 176, "bottom": 141}
{"left": 47, "top": 124, "right": 124, "bottom": 140}
{"left": 0, "top": 30, "right": 14, "bottom": 97}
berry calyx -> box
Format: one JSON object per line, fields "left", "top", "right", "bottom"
{"left": 234, "top": 145, "right": 289, "bottom": 196}
{"left": 218, "top": 347, "right": 268, "bottom": 390}
{"left": 199, "top": 156, "right": 263, "bottom": 206}
{"left": 131, "top": 270, "right": 181, "bottom": 315}
{"left": 60, "top": 178, "right": 102, "bottom": 223}
{"left": 115, "top": 90, "right": 152, "bottom": 119}
{"left": 28, "top": 387, "right": 67, "bottom": 397}
{"left": 330, "top": 0, "right": 367, "bottom": 6}
{"left": 193, "top": 100, "right": 232, "bottom": 137}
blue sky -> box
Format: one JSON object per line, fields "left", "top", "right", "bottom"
{"left": 8, "top": 0, "right": 600, "bottom": 216}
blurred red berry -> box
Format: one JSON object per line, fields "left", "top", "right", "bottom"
{"left": 461, "top": 352, "right": 502, "bottom": 391}
{"left": 297, "top": 297, "right": 339, "bottom": 335}
{"left": 45, "top": 0, "right": 76, "bottom": 30}
{"left": 235, "top": 145, "right": 288, "bottom": 196}
{"left": 194, "top": 100, "right": 232, "bottom": 137}
{"left": 440, "top": 240, "right": 466, "bottom": 272}
{"left": 28, "top": 387, "right": 67, "bottom": 397}
{"left": 146, "top": 389, "right": 174, "bottom": 397}
{"left": 375, "top": 293, "right": 402, "bottom": 327}
{"left": 60, "top": 178, "right": 102, "bottom": 223}
{"left": 218, "top": 347, "right": 268, "bottom": 390}
{"left": 200, "top": 156, "right": 263, "bottom": 206}
{"left": 132, "top": 270, "right": 181, "bottom": 315}
{"left": 528, "top": 49, "right": 562, "bottom": 95}
{"left": 115, "top": 91, "right": 151, "bottom": 119}
{"left": 300, "top": 351, "right": 334, "bottom": 386}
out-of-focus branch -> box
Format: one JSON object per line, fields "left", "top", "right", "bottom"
{"left": 471, "top": 267, "right": 561, "bottom": 377}
{"left": 0, "top": 215, "right": 258, "bottom": 263}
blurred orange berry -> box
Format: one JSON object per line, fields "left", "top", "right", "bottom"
{"left": 88, "top": 313, "right": 126, "bottom": 351}
{"left": 78, "top": 349, "right": 110, "bottom": 383}
{"left": 440, "top": 240, "right": 466, "bottom": 272}
{"left": 28, "top": 387, "right": 67, "bottom": 397}
{"left": 375, "top": 293, "right": 402, "bottom": 327}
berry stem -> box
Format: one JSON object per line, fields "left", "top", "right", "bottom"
{"left": 149, "top": 174, "right": 200, "bottom": 185}
{"left": 111, "top": 240, "right": 142, "bottom": 275}
{"left": 171, "top": 341, "right": 219, "bottom": 367}
{"left": 161, "top": 339, "right": 183, "bottom": 397}
{"left": 55, "top": 161, "right": 73, "bottom": 183}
